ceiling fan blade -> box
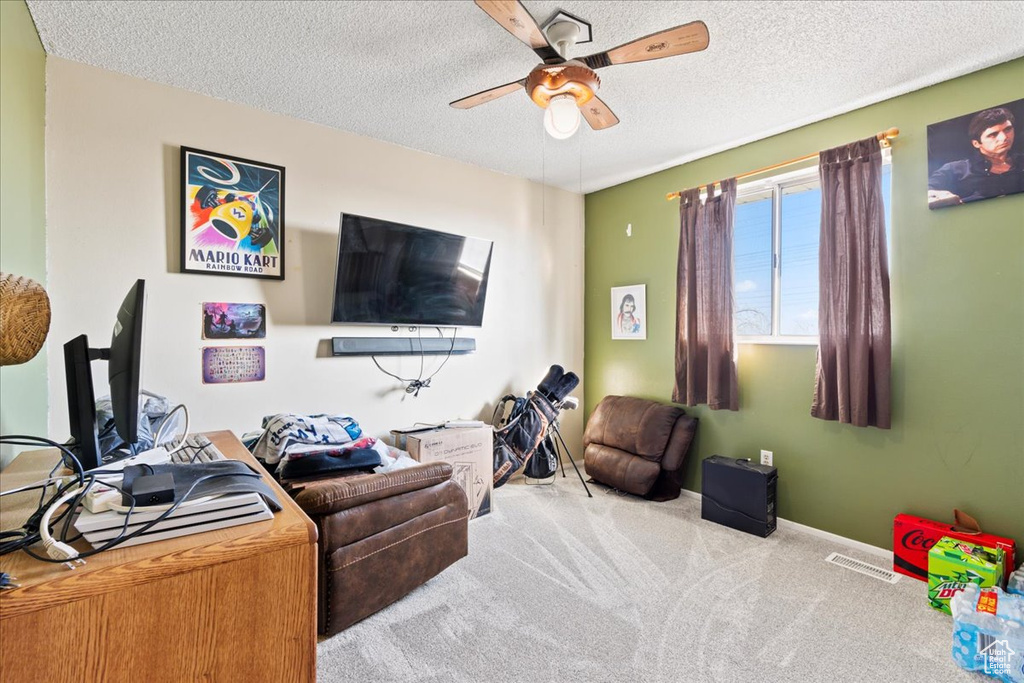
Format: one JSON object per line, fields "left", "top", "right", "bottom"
{"left": 582, "top": 20, "right": 709, "bottom": 70}
{"left": 581, "top": 96, "right": 619, "bottom": 131}
{"left": 474, "top": 0, "right": 563, "bottom": 64}
{"left": 450, "top": 80, "right": 525, "bottom": 109}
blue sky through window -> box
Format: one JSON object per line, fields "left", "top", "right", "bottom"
{"left": 734, "top": 191, "right": 772, "bottom": 335}
{"left": 780, "top": 181, "right": 820, "bottom": 335}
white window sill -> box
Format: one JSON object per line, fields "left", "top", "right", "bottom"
{"left": 738, "top": 336, "right": 819, "bottom": 346}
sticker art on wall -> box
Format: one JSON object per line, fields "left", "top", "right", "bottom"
{"left": 202, "top": 346, "right": 266, "bottom": 384}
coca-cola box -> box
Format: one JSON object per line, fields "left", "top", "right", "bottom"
{"left": 893, "top": 513, "right": 1016, "bottom": 583}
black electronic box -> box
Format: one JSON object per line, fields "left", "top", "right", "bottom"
{"left": 700, "top": 455, "right": 777, "bottom": 538}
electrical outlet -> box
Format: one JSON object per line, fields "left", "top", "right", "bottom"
{"left": 760, "top": 449, "right": 773, "bottom": 467}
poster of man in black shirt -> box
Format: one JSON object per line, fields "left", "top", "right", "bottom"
{"left": 927, "top": 99, "right": 1024, "bottom": 209}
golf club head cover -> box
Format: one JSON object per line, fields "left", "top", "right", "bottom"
{"left": 550, "top": 371, "right": 580, "bottom": 403}
{"left": 537, "top": 365, "right": 565, "bottom": 402}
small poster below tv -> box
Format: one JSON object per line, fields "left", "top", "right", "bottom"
{"left": 331, "top": 213, "right": 493, "bottom": 327}
{"left": 202, "top": 346, "right": 266, "bottom": 384}
{"left": 202, "top": 302, "right": 266, "bottom": 340}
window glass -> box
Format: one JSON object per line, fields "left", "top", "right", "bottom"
{"left": 882, "top": 163, "right": 892, "bottom": 250}
{"left": 733, "top": 190, "right": 773, "bottom": 336}
{"left": 779, "top": 180, "right": 821, "bottom": 336}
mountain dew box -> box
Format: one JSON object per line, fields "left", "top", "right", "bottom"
{"left": 928, "top": 537, "right": 1005, "bottom": 615}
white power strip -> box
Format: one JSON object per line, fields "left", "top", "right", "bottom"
{"left": 87, "top": 447, "right": 171, "bottom": 484}
{"left": 83, "top": 484, "right": 121, "bottom": 513}
{"left": 445, "top": 420, "right": 486, "bottom": 429}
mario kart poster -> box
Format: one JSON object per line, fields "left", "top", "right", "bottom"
{"left": 180, "top": 147, "right": 285, "bottom": 280}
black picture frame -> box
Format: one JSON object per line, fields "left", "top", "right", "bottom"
{"left": 926, "top": 99, "right": 1024, "bottom": 210}
{"left": 180, "top": 146, "right": 286, "bottom": 280}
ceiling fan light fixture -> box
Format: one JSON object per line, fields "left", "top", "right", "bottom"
{"left": 455, "top": 5, "right": 710, "bottom": 136}
{"left": 543, "top": 94, "right": 581, "bottom": 139}
{"left": 525, "top": 62, "right": 599, "bottom": 109}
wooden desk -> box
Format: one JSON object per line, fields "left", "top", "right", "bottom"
{"left": 0, "top": 431, "right": 317, "bottom": 682}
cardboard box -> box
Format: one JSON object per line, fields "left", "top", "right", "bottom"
{"left": 893, "top": 513, "right": 1016, "bottom": 584}
{"left": 406, "top": 426, "right": 492, "bottom": 520}
{"left": 928, "top": 537, "right": 1004, "bottom": 615}
{"left": 390, "top": 424, "right": 442, "bottom": 452}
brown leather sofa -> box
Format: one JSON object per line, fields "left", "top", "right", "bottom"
{"left": 583, "top": 395, "right": 697, "bottom": 501}
{"left": 291, "top": 461, "right": 468, "bottom": 636}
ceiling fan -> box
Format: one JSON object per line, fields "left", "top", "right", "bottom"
{"left": 451, "top": 1, "right": 710, "bottom": 139}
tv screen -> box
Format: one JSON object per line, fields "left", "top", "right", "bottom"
{"left": 331, "top": 213, "right": 494, "bottom": 327}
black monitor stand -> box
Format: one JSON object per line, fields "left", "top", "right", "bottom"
{"left": 64, "top": 334, "right": 110, "bottom": 471}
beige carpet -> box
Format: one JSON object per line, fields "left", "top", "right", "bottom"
{"left": 317, "top": 479, "right": 974, "bottom": 682}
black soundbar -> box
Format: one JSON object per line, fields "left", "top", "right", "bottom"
{"left": 331, "top": 337, "right": 476, "bottom": 356}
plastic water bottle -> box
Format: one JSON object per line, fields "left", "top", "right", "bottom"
{"left": 950, "top": 584, "right": 1024, "bottom": 682}
{"left": 1009, "top": 567, "right": 1024, "bottom": 596}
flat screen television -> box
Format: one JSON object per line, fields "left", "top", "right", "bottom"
{"left": 331, "top": 213, "right": 493, "bottom": 327}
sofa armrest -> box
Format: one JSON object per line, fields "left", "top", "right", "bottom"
{"left": 660, "top": 415, "right": 697, "bottom": 473}
{"left": 293, "top": 462, "right": 453, "bottom": 516}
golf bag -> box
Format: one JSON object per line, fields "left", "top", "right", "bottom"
{"left": 492, "top": 365, "right": 579, "bottom": 488}
{"left": 493, "top": 396, "right": 559, "bottom": 480}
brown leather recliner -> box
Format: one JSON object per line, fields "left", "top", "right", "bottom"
{"left": 292, "top": 462, "right": 468, "bottom": 636}
{"left": 583, "top": 395, "right": 698, "bottom": 501}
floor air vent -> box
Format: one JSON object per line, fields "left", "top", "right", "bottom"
{"left": 825, "top": 552, "right": 900, "bottom": 584}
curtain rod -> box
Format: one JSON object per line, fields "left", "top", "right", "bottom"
{"left": 665, "top": 128, "right": 900, "bottom": 201}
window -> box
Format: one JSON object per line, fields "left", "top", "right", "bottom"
{"left": 733, "top": 156, "right": 892, "bottom": 343}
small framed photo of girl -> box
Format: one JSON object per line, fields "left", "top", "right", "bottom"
{"left": 611, "top": 284, "right": 646, "bottom": 340}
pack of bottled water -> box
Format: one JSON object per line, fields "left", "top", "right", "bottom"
{"left": 1009, "top": 567, "right": 1024, "bottom": 596}
{"left": 950, "top": 583, "right": 1024, "bottom": 682}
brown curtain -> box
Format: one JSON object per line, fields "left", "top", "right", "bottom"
{"left": 673, "top": 179, "right": 739, "bottom": 411}
{"left": 812, "top": 138, "right": 891, "bottom": 428}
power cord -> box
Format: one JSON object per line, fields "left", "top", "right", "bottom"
{"left": 0, "top": 476, "right": 68, "bottom": 498}
{"left": 154, "top": 403, "right": 190, "bottom": 456}
{"left": 38, "top": 485, "right": 92, "bottom": 568}
{"left": 0, "top": 432, "right": 262, "bottom": 566}
{"left": 0, "top": 435, "right": 85, "bottom": 485}
{"left": 371, "top": 327, "right": 458, "bottom": 397}
{"left": 0, "top": 475, "right": 85, "bottom": 558}
{"left": 21, "top": 470, "right": 263, "bottom": 567}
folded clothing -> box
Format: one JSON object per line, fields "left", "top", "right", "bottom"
{"left": 252, "top": 413, "right": 362, "bottom": 465}
{"left": 278, "top": 436, "right": 399, "bottom": 481}
{"left": 279, "top": 448, "right": 380, "bottom": 482}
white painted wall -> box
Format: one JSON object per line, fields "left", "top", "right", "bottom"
{"left": 44, "top": 58, "right": 585, "bottom": 455}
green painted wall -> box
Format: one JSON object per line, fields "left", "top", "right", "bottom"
{"left": 0, "top": 1, "right": 47, "bottom": 468}
{"left": 584, "top": 59, "right": 1024, "bottom": 552}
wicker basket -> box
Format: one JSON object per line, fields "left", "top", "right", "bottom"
{"left": 0, "top": 272, "right": 51, "bottom": 366}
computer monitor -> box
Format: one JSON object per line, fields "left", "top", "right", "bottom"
{"left": 64, "top": 279, "right": 145, "bottom": 470}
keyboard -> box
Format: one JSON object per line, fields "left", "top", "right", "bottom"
{"left": 170, "top": 434, "right": 227, "bottom": 464}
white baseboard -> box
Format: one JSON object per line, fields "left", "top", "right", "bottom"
{"left": 680, "top": 488, "right": 891, "bottom": 559}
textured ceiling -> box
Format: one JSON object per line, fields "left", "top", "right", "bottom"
{"left": 27, "top": 1, "right": 1024, "bottom": 193}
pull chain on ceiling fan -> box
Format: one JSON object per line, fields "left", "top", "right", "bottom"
{"left": 451, "top": 0, "right": 710, "bottom": 139}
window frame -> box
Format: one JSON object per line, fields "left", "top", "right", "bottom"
{"left": 731, "top": 150, "right": 892, "bottom": 346}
